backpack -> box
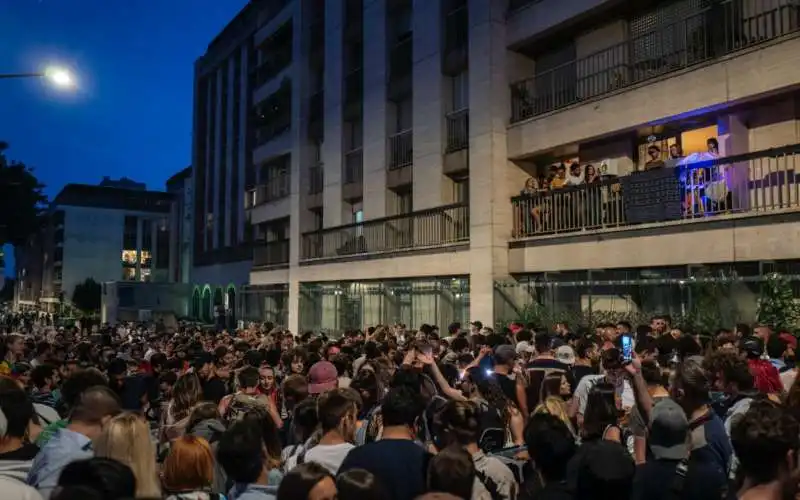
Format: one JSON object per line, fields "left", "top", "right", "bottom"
{"left": 355, "top": 404, "right": 382, "bottom": 446}
{"left": 223, "top": 393, "right": 266, "bottom": 424}
{"left": 476, "top": 399, "right": 506, "bottom": 453}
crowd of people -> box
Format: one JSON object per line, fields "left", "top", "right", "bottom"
{"left": 1, "top": 311, "right": 800, "bottom": 500}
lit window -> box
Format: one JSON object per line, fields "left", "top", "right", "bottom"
{"left": 122, "top": 249, "right": 138, "bottom": 265}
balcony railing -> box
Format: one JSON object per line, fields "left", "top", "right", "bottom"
{"left": 301, "top": 203, "right": 469, "bottom": 261}
{"left": 308, "top": 164, "right": 324, "bottom": 195}
{"left": 253, "top": 240, "right": 290, "bottom": 267}
{"left": 511, "top": 144, "right": 800, "bottom": 239}
{"left": 445, "top": 109, "right": 469, "bottom": 153}
{"left": 389, "top": 129, "right": 413, "bottom": 170}
{"left": 245, "top": 174, "right": 291, "bottom": 208}
{"left": 343, "top": 148, "right": 363, "bottom": 184}
{"left": 510, "top": 0, "right": 800, "bottom": 122}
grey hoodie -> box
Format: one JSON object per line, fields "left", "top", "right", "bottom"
{"left": 188, "top": 418, "right": 229, "bottom": 494}
{"left": 724, "top": 396, "right": 753, "bottom": 480}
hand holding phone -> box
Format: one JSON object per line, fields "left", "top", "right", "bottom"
{"left": 621, "top": 335, "right": 633, "bottom": 364}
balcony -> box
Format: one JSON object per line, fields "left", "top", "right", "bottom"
{"left": 445, "top": 109, "right": 469, "bottom": 154}
{"left": 301, "top": 203, "right": 469, "bottom": 261}
{"left": 245, "top": 174, "right": 290, "bottom": 209}
{"left": 443, "top": 5, "right": 468, "bottom": 75}
{"left": 511, "top": 144, "right": 800, "bottom": 240}
{"left": 343, "top": 148, "right": 364, "bottom": 184}
{"left": 308, "top": 164, "right": 324, "bottom": 195}
{"left": 253, "top": 240, "right": 290, "bottom": 268}
{"left": 389, "top": 129, "right": 413, "bottom": 170}
{"left": 510, "top": 1, "right": 800, "bottom": 123}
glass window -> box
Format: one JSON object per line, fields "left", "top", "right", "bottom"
{"left": 451, "top": 72, "right": 469, "bottom": 112}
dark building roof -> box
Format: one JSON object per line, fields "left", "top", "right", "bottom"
{"left": 166, "top": 166, "right": 192, "bottom": 192}
{"left": 52, "top": 184, "right": 173, "bottom": 213}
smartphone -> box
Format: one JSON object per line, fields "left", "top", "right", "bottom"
{"left": 621, "top": 335, "right": 633, "bottom": 363}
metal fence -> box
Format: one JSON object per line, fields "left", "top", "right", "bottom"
{"left": 510, "top": 0, "right": 800, "bottom": 122}
{"left": 389, "top": 129, "right": 413, "bottom": 170}
{"left": 245, "top": 174, "right": 290, "bottom": 208}
{"left": 253, "top": 240, "right": 290, "bottom": 267}
{"left": 445, "top": 109, "right": 469, "bottom": 153}
{"left": 343, "top": 148, "right": 363, "bottom": 184}
{"left": 511, "top": 144, "right": 800, "bottom": 238}
{"left": 301, "top": 202, "right": 469, "bottom": 261}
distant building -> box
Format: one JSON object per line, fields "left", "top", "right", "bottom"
{"left": 34, "top": 182, "right": 174, "bottom": 311}
{"left": 166, "top": 166, "right": 193, "bottom": 284}
{"left": 98, "top": 176, "right": 146, "bottom": 191}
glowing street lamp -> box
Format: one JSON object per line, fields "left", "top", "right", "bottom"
{"left": 0, "top": 66, "right": 77, "bottom": 89}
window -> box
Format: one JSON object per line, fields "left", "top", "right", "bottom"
{"left": 390, "top": 6, "right": 412, "bottom": 43}
{"left": 351, "top": 200, "right": 364, "bottom": 223}
{"left": 122, "top": 250, "right": 138, "bottom": 265}
{"left": 123, "top": 215, "right": 138, "bottom": 249}
{"left": 395, "top": 98, "right": 412, "bottom": 132}
{"left": 454, "top": 178, "right": 469, "bottom": 204}
{"left": 450, "top": 72, "right": 469, "bottom": 112}
{"left": 344, "top": 120, "right": 363, "bottom": 151}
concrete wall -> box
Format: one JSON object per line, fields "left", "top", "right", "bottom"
{"left": 507, "top": 35, "right": 800, "bottom": 158}
{"left": 509, "top": 216, "right": 800, "bottom": 273}
{"left": 506, "top": 0, "right": 616, "bottom": 48}
{"left": 193, "top": 259, "right": 252, "bottom": 288}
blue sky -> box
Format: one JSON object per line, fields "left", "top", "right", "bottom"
{"left": 0, "top": 0, "right": 249, "bottom": 276}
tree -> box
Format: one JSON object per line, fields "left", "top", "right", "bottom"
{"left": 757, "top": 272, "right": 799, "bottom": 332}
{"left": 0, "top": 278, "right": 14, "bottom": 303}
{"left": 72, "top": 278, "right": 102, "bottom": 314}
{"left": 0, "top": 142, "right": 48, "bottom": 247}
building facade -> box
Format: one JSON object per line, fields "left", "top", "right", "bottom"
{"left": 196, "top": 0, "right": 800, "bottom": 332}
{"left": 32, "top": 182, "right": 174, "bottom": 311}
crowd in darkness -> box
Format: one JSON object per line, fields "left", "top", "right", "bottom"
{"left": 0, "top": 311, "right": 799, "bottom": 500}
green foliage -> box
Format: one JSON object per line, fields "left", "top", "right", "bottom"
{"left": 757, "top": 272, "right": 799, "bottom": 331}
{"left": 0, "top": 142, "right": 48, "bottom": 247}
{"left": 72, "top": 278, "right": 102, "bottom": 313}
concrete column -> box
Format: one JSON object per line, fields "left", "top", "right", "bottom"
{"left": 363, "top": 0, "right": 389, "bottom": 219}
{"left": 213, "top": 67, "right": 223, "bottom": 249}
{"left": 322, "top": 2, "right": 344, "bottom": 228}
{"left": 224, "top": 60, "right": 235, "bottom": 248}
{"left": 135, "top": 218, "right": 143, "bottom": 281}
{"left": 717, "top": 114, "right": 750, "bottom": 211}
{"left": 412, "top": 0, "right": 445, "bottom": 210}
{"left": 288, "top": 0, "right": 306, "bottom": 335}
{"left": 237, "top": 46, "right": 249, "bottom": 243}
{"left": 467, "top": 0, "right": 516, "bottom": 327}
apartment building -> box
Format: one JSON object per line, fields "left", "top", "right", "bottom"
{"left": 207, "top": 0, "right": 800, "bottom": 332}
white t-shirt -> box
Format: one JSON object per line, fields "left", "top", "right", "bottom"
{"left": 285, "top": 442, "right": 355, "bottom": 474}
{"left": 574, "top": 374, "right": 634, "bottom": 416}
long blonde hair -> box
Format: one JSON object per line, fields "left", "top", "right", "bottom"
{"left": 94, "top": 412, "right": 162, "bottom": 498}
{"left": 534, "top": 396, "right": 576, "bottom": 437}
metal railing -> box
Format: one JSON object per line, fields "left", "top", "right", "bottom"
{"left": 253, "top": 240, "right": 290, "bottom": 267}
{"left": 445, "top": 109, "right": 469, "bottom": 153}
{"left": 510, "top": 0, "right": 800, "bottom": 122}
{"left": 511, "top": 144, "right": 800, "bottom": 239}
{"left": 301, "top": 202, "right": 469, "bottom": 260}
{"left": 343, "top": 148, "right": 363, "bottom": 184}
{"left": 245, "top": 174, "right": 290, "bottom": 208}
{"left": 389, "top": 129, "right": 413, "bottom": 170}
{"left": 308, "top": 163, "right": 324, "bottom": 195}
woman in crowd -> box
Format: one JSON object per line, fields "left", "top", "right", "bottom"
{"left": 534, "top": 372, "right": 577, "bottom": 439}
{"left": 277, "top": 462, "right": 336, "bottom": 500}
{"left": 93, "top": 412, "right": 162, "bottom": 499}
{"left": 161, "top": 373, "right": 203, "bottom": 444}
{"left": 162, "top": 436, "right": 219, "bottom": 500}
{"left": 336, "top": 469, "right": 387, "bottom": 500}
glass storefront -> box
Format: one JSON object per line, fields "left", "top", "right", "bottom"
{"left": 239, "top": 284, "right": 289, "bottom": 326}
{"left": 299, "top": 277, "right": 470, "bottom": 332}
{"left": 495, "top": 260, "right": 800, "bottom": 332}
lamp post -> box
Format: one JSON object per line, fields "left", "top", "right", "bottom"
{"left": 0, "top": 67, "right": 76, "bottom": 89}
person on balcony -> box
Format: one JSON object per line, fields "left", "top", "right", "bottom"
{"left": 565, "top": 162, "right": 584, "bottom": 186}
{"left": 644, "top": 145, "right": 666, "bottom": 170}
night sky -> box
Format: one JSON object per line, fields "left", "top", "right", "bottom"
{"left": 0, "top": 0, "right": 249, "bottom": 275}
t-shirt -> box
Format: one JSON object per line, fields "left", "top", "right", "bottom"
{"left": 494, "top": 373, "right": 518, "bottom": 406}
{"left": 632, "top": 457, "right": 728, "bottom": 500}
{"left": 569, "top": 364, "right": 597, "bottom": 391}
{"left": 203, "top": 377, "right": 228, "bottom": 404}
{"left": 574, "top": 374, "right": 635, "bottom": 416}
{"left": 688, "top": 410, "right": 732, "bottom": 477}
{"left": 339, "top": 439, "right": 431, "bottom": 500}
{"left": 290, "top": 442, "right": 354, "bottom": 474}
{"left": 524, "top": 358, "right": 569, "bottom": 409}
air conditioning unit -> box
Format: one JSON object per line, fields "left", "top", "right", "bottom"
{"left": 598, "top": 158, "right": 621, "bottom": 177}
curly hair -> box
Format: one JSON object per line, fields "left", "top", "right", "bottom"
{"left": 702, "top": 350, "right": 753, "bottom": 391}
{"left": 731, "top": 400, "right": 800, "bottom": 485}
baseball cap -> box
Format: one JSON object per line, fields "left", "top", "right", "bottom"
{"left": 493, "top": 345, "right": 516, "bottom": 364}
{"left": 516, "top": 341, "right": 535, "bottom": 354}
{"left": 308, "top": 361, "right": 338, "bottom": 394}
{"left": 740, "top": 336, "right": 764, "bottom": 359}
{"left": 648, "top": 398, "right": 689, "bottom": 460}
{"left": 555, "top": 345, "right": 576, "bottom": 365}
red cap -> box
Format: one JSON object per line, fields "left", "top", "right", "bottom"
{"left": 308, "top": 361, "right": 338, "bottom": 394}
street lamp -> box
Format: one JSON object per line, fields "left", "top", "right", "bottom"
{"left": 0, "top": 66, "right": 76, "bottom": 89}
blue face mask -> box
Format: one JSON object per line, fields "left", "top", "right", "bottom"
{"left": 709, "top": 391, "right": 727, "bottom": 403}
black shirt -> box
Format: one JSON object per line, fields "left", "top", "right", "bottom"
{"left": 0, "top": 442, "right": 39, "bottom": 461}
{"left": 495, "top": 373, "right": 519, "bottom": 406}
{"left": 632, "top": 457, "right": 728, "bottom": 500}
{"left": 570, "top": 364, "right": 598, "bottom": 392}
{"left": 339, "top": 439, "right": 431, "bottom": 500}
{"left": 202, "top": 376, "right": 228, "bottom": 404}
